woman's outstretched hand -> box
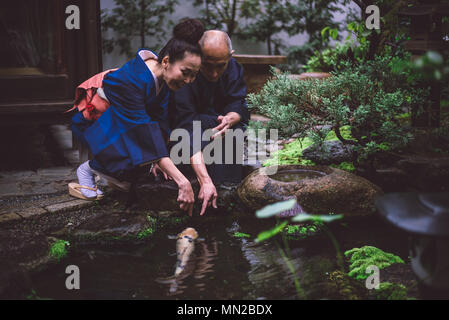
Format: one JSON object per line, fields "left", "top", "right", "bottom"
{"left": 177, "top": 180, "right": 195, "bottom": 216}
{"left": 157, "top": 157, "right": 195, "bottom": 216}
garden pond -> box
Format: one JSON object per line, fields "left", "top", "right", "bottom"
{"left": 27, "top": 211, "right": 417, "bottom": 300}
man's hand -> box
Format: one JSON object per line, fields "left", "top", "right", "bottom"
{"left": 198, "top": 180, "right": 218, "bottom": 216}
{"left": 211, "top": 112, "right": 241, "bottom": 139}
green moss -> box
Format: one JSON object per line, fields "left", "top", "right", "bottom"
{"left": 49, "top": 240, "right": 70, "bottom": 261}
{"left": 324, "top": 126, "right": 353, "bottom": 141}
{"left": 326, "top": 270, "right": 364, "bottom": 300}
{"left": 263, "top": 127, "right": 354, "bottom": 167}
{"left": 136, "top": 227, "right": 154, "bottom": 239}
{"left": 344, "top": 246, "right": 405, "bottom": 280}
{"left": 135, "top": 215, "right": 157, "bottom": 240}
{"left": 376, "top": 282, "right": 408, "bottom": 300}
{"left": 330, "top": 161, "right": 355, "bottom": 172}
{"left": 233, "top": 232, "right": 251, "bottom": 238}
{"left": 263, "top": 137, "right": 315, "bottom": 167}
{"left": 284, "top": 222, "right": 323, "bottom": 240}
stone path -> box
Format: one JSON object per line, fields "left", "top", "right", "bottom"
{"left": 0, "top": 124, "right": 97, "bottom": 224}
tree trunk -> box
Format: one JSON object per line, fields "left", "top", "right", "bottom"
{"left": 228, "top": 0, "right": 237, "bottom": 38}
{"left": 267, "top": 35, "right": 272, "bottom": 55}
{"left": 140, "top": 0, "right": 146, "bottom": 48}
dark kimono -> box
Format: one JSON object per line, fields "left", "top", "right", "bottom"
{"left": 73, "top": 50, "right": 170, "bottom": 180}
{"left": 170, "top": 57, "right": 250, "bottom": 183}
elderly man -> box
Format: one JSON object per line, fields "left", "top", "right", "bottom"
{"left": 167, "top": 30, "right": 250, "bottom": 213}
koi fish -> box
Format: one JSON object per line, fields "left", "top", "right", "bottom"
{"left": 175, "top": 227, "right": 198, "bottom": 277}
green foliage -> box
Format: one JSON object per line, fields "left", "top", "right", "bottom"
{"left": 248, "top": 55, "right": 428, "bottom": 166}
{"left": 193, "top": 0, "right": 244, "bottom": 37}
{"left": 376, "top": 282, "right": 408, "bottom": 300}
{"left": 233, "top": 232, "right": 251, "bottom": 238}
{"left": 404, "top": 51, "right": 449, "bottom": 83}
{"left": 195, "top": 0, "right": 347, "bottom": 57}
{"left": 49, "top": 240, "right": 70, "bottom": 261}
{"left": 284, "top": 222, "right": 323, "bottom": 240}
{"left": 256, "top": 220, "right": 288, "bottom": 243}
{"left": 255, "top": 199, "right": 343, "bottom": 242}
{"left": 305, "top": 21, "right": 372, "bottom": 73}
{"left": 344, "top": 246, "right": 405, "bottom": 280}
{"left": 238, "top": 0, "right": 291, "bottom": 54}
{"left": 102, "top": 0, "right": 178, "bottom": 58}
{"left": 279, "top": 0, "right": 348, "bottom": 71}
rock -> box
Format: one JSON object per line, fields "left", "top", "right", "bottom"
{"left": 237, "top": 165, "right": 383, "bottom": 218}
{"left": 0, "top": 212, "right": 22, "bottom": 224}
{"left": 45, "top": 199, "right": 95, "bottom": 214}
{"left": 17, "top": 207, "right": 48, "bottom": 219}
{"left": 67, "top": 212, "right": 154, "bottom": 244}
{"left": 302, "top": 140, "right": 355, "bottom": 165}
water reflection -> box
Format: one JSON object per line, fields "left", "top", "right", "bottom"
{"left": 155, "top": 239, "right": 219, "bottom": 296}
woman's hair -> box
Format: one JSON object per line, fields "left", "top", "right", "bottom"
{"left": 158, "top": 19, "right": 204, "bottom": 64}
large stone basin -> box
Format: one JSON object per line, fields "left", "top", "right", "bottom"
{"left": 237, "top": 165, "right": 383, "bottom": 218}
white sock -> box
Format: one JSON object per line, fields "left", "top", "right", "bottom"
{"left": 77, "top": 161, "right": 101, "bottom": 198}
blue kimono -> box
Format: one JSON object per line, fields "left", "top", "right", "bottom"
{"left": 73, "top": 50, "right": 170, "bottom": 179}
{"left": 169, "top": 57, "right": 250, "bottom": 183}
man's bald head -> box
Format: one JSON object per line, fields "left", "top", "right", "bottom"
{"left": 200, "top": 30, "right": 233, "bottom": 54}
{"left": 198, "top": 30, "right": 235, "bottom": 82}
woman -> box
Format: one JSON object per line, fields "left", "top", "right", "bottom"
{"left": 70, "top": 19, "right": 205, "bottom": 216}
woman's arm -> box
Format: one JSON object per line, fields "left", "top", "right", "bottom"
{"left": 157, "top": 157, "right": 195, "bottom": 216}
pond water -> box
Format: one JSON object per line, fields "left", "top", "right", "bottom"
{"left": 29, "top": 214, "right": 411, "bottom": 300}
{"left": 270, "top": 169, "right": 326, "bottom": 183}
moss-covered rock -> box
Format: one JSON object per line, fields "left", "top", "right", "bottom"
{"left": 238, "top": 165, "right": 383, "bottom": 218}
{"left": 324, "top": 270, "right": 367, "bottom": 300}
{"left": 375, "top": 282, "right": 408, "bottom": 300}
{"left": 65, "top": 212, "right": 156, "bottom": 245}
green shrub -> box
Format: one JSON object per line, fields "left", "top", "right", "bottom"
{"left": 248, "top": 56, "right": 428, "bottom": 166}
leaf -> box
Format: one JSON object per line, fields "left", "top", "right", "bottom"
{"left": 256, "top": 199, "right": 297, "bottom": 218}
{"left": 291, "top": 213, "right": 343, "bottom": 223}
{"left": 426, "top": 51, "right": 443, "bottom": 65}
{"left": 256, "top": 221, "right": 288, "bottom": 243}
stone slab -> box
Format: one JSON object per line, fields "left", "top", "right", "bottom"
{"left": 0, "top": 183, "right": 22, "bottom": 197}
{"left": 44, "top": 199, "right": 95, "bottom": 214}
{"left": 16, "top": 207, "right": 48, "bottom": 219}
{"left": 0, "top": 213, "right": 22, "bottom": 224}
{"left": 37, "top": 167, "right": 74, "bottom": 179}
